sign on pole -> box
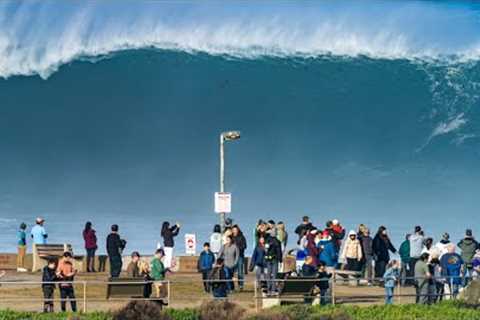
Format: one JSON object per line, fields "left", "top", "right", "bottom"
{"left": 185, "top": 233, "right": 196, "bottom": 256}
{"left": 215, "top": 192, "right": 231, "bottom": 213}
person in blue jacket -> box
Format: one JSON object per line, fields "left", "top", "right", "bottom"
{"left": 319, "top": 232, "right": 338, "bottom": 268}
{"left": 197, "top": 242, "right": 216, "bottom": 293}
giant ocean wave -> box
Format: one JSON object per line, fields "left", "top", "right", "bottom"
{"left": 1, "top": 0, "right": 480, "bottom": 79}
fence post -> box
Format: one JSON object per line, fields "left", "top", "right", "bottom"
{"left": 397, "top": 280, "right": 401, "bottom": 304}
{"left": 254, "top": 279, "right": 258, "bottom": 312}
{"left": 83, "top": 281, "right": 87, "bottom": 313}
{"left": 167, "top": 280, "right": 171, "bottom": 307}
{"left": 332, "top": 273, "right": 336, "bottom": 305}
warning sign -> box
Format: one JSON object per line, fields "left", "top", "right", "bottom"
{"left": 185, "top": 233, "right": 196, "bottom": 256}
{"left": 215, "top": 192, "right": 231, "bottom": 213}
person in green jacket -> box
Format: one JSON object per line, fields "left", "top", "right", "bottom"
{"left": 399, "top": 234, "right": 411, "bottom": 286}
{"left": 151, "top": 248, "right": 167, "bottom": 298}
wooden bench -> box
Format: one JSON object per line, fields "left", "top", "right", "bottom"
{"left": 107, "top": 277, "right": 147, "bottom": 299}
{"left": 333, "top": 269, "right": 362, "bottom": 286}
{"left": 32, "top": 244, "right": 81, "bottom": 272}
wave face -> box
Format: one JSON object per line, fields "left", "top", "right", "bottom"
{"left": 1, "top": 0, "right": 480, "bottom": 78}
{"left": 0, "top": 1, "right": 480, "bottom": 253}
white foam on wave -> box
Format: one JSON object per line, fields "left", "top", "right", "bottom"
{"left": 1, "top": 1, "right": 480, "bottom": 79}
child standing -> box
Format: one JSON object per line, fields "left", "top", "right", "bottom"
{"left": 383, "top": 260, "right": 400, "bottom": 305}
{"left": 17, "top": 223, "right": 28, "bottom": 272}
{"left": 56, "top": 252, "right": 77, "bottom": 312}
{"left": 318, "top": 262, "right": 332, "bottom": 305}
{"left": 42, "top": 259, "right": 57, "bottom": 312}
{"left": 197, "top": 243, "right": 215, "bottom": 293}
{"left": 151, "top": 248, "right": 167, "bottom": 298}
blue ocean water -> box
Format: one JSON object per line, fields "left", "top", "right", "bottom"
{"left": 0, "top": 0, "right": 479, "bottom": 255}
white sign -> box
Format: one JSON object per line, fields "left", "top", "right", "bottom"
{"left": 215, "top": 192, "right": 231, "bottom": 213}
{"left": 185, "top": 233, "right": 196, "bottom": 256}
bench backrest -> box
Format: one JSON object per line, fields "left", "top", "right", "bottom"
{"left": 107, "top": 277, "right": 146, "bottom": 299}
{"left": 36, "top": 244, "right": 72, "bottom": 258}
{"left": 280, "top": 277, "right": 316, "bottom": 296}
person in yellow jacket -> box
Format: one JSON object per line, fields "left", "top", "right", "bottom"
{"left": 341, "top": 230, "right": 363, "bottom": 271}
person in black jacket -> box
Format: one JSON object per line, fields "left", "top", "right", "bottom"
{"left": 294, "top": 216, "right": 314, "bottom": 245}
{"left": 161, "top": 221, "right": 180, "bottom": 269}
{"left": 372, "top": 226, "right": 397, "bottom": 282}
{"left": 265, "top": 234, "right": 283, "bottom": 295}
{"left": 209, "top": 258, "right": 228, "bottom": 298}
{"left": 232, "top": 224, "right": 247, "bottom": 290}
{"left": 317, "top": 262, "right": 332, "bottom": 305}
{"left": 42, "top": 259, "right": 58, "bottom": 312}
{"left": 106, "top": 224, "right": 126, "bottom": 278}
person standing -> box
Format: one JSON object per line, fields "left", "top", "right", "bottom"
{"left": 360, "top": 228, "right": 374, "bottom": 285}
{"left": 435, "top": 233, "right": 452, "bottom": 258}
{"left": 42, "top": 259, "right": 57, "bottom": 312}
{"left": 232, "top": 225, "right": 247, "bottom": 290}
{"left": 31, "top": 217, "right": 48, "bottom": 245}
{"left": 294, "top": 216, "right": 313, "bottom": 245}
{"left": 210, "top": 225, "right": 222, "bottom": 257}
{"left": 457, "top": 229, "right": 479, "bottom": 281}
{"left": 409, "top": 226, "right": 425, "bottom": 276}
{"left": 373, "top": 226, "right": 397, "bottom": 282}
{"left": 151, "top": 249, "right": 167, "bottom": 298}
{"left": 161, "top": 221, "right": 180, "bottom": 269}
{"left": 218, "top": 235, "right": 239, "bottom": 292}
{"left": 440, "top": 244, "right": 464, "bottom": 299}
{"left": 415, "top": 253, "right": 431, "bottom": 304}
{"left": 106, "top": 224, "right": 126, "bottom": 278}
{"left": 197, "top": 243, "right": 215, "bottom": 293}
{"left": 126, "top": 251, "right": 141, "bottom": 278}
{"left": 82, "top": 222, "right": 97, "bottom": 273}
{"left": 399, "top": 234, "right": 411, "bottom": 286}
{"left": 56, "top": 252, "right": 77, "bottom": 312}
{"left": 249, "top": 236, "right": 267, "bottom": 287}
{"left": 383, "top": 260, "right": 400, "bottom": 305}
{"left": 340, "top": 231, "right": 363, "bottom": 271}
{"left": 264, "top": 234, "right": 282, "bottom": 295}
{"left": 17, "top": 223, "right": 28, "bottom": 272}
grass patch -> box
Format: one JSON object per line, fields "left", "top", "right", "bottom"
{"left": 1, "top": 301, "right": 480, "bottom": 320}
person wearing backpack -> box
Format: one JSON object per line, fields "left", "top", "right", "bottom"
{"left": 209, "top": 258, "right": 228, "bottom": 298}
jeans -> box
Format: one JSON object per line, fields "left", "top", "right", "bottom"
{"left": 42, "top": 286, "right": 55, "bottom": 312}
{"left": 235, "top": 256, "right": 245, "bottom": 289}
{"left": 224, "top": 267, "right": 235, "bottom": 292}
{"left": 363, "top": 255, "right": 374, "bottom": 282}
{"left": 109, "top": 255, "right": 123, "bottom": 278}
{"left": 60, "top": 286, "right": 77, "bottom": 312}
{"left": 385, "top": 286, "right": 394, "bottom": 304}
{"left": 201, "top": 270, "right": 211, "bottom": 292}
{"left": 86, "top": 248, "right": 96, "bottom": 272}
{"left": 400, "top": 261, "right": 410, "bottom": 286}
{"left": 320, "top": 288, "right": 328, "bottom": 305}
{"left": 266, "top": 261, "right": 279, "bottom": 293}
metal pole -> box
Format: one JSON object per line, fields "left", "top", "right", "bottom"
{"left": 83, "top": 281, "right": 87, "bottom": 313}
{"left": 220, "top": 134, "right": 225, "bottom": 231}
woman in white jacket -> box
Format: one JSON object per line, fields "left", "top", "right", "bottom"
{"left": 341, "top": 230, "right": 363, "bottom": 271}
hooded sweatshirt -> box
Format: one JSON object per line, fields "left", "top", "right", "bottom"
{"left": 409, "top": 233, "right": 424, "bottom": 259}
{"left": 458, "top": 237, "right": 479, "bottom": 265}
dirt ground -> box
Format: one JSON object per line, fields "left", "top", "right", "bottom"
{"left": 0, "top": 270, "right": 417, "bottom": 313}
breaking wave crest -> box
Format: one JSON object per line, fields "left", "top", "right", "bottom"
{"left": 1, "top": 0, "right": 480, "bottom": 79}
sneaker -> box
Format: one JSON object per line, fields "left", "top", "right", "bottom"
{"left": 17, "top": 268, "right": 28, "bottom": 272}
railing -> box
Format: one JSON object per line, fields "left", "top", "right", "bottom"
{"left": 0, "top": 275, "right": 473, "bottom": 313}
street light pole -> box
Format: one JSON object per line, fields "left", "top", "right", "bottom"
{"left": 219, "top": 131, "right": 240, "bottom": 231}
{"left": 219, "top": 134, "right": 225, "bottom": 231}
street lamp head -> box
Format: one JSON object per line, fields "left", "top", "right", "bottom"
{"left": 222, "top": 131, "right": 241, "bottom": 141}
